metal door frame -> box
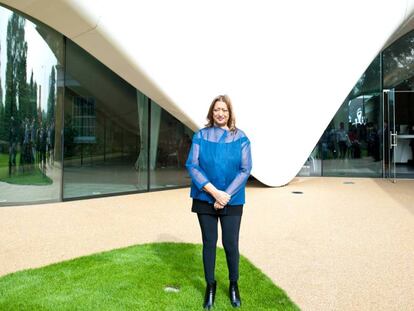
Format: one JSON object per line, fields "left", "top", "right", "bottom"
{"left": 383, "top": 89, "right": 414, "bottom": 182}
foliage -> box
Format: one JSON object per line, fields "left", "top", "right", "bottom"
{"left": 47, "top": 66, "right": 56, "bottom": 124}
{"left": 1, "top": 13, "right": 40, "bottom": 142}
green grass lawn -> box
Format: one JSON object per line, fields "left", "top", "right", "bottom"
{"left": 0, "top": 168, "right": 53, "bottom": 185}
{"left": 0, "top": 243, "right": 299, "bottom": 311}
{"left": 0, "top": 153, "right": 52, "bottom": 185}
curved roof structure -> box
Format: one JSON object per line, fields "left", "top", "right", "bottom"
{"left": 2, "top": 0, "right": 414, "bottom": 186}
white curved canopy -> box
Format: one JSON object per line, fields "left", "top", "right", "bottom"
{"left": 2, "top": 0, "right": 414, "bottom": 186}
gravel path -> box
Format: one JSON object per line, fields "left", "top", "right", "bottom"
{"left": 1, "top": 177, "right": 413, "bottom": 310}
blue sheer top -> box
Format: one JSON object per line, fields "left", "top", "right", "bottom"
{"left": 186, "top": 126, "right": 252, "bottom": 205}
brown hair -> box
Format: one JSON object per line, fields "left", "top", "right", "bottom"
{"left": 205, "top": 94, "right": 236, "bottom": 131}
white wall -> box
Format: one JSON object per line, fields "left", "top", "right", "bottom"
{"left": 2, "top": 0, "right": 414, "bottom": 186}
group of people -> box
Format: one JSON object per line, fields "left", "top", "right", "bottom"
{"left": 8, "top": 116, "right": 55, "bottom": 174}
{"left": 320, "top": 121, "right": 381, "bottom": 161}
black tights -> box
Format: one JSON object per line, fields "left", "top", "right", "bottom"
{"left": 197, "top": 214, "right": 242, "bottom": 284}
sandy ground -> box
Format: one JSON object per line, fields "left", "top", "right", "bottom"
{"left": 1, "top": 177, "right": 413, "bottom": 311}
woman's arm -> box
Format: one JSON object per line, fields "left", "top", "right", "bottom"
{"left": 224, "top": 137, "right": 252, "bottom": 197}
{"left": 203, "top": 182, "right": 231, "bottom": 207}
{"left": 185, "top": 139, "right": 210, "bottom": 190}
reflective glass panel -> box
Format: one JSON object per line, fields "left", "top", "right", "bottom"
{"left": 149, "top": 101, "right": 193, "bottom": 189}
{"left": 384, "top": 31, "right": 414, "bottom": 91}
{"left": 0, "top": 6, "right": 63, "bottom": 205}
{"left": 297, "top": 143, "right": 322, "bottom": 177}
{"left": 383, "top": 31, "right": 414, "bottom": 178}
{"left": 63, "top": 40, "right": 148, "bottom": 198}
{"left": 298, "top": 56, "right": 382, "bottom": 177}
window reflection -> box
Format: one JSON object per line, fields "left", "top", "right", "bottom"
{"left": 150, "top": 102, "right": 193, "bottom": 189}
{"left": 63, "top": 40, "right": 147, "bottom": 198}
{"left": 384, "top": 32, "right": 414, "bottom": 90}
{"left": 0, "top": 7, "right": 63, "bottom": 204}
{"left": 383, "top": 32, "right": 414, "bottom": 177}
{"left": 298, "top": 57, "right": 382, "bottom": 177}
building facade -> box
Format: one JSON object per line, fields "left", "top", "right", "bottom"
{"left": 0, "top": 2, "right": 413, "bottom": 206}
{"left": 0, "top": 5, "right": 194, "bottom": 205}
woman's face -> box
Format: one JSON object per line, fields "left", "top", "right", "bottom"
{"left": 213, "top": 101, "right": 229, "bottom": 128}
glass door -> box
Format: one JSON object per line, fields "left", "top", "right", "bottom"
{"left": 384, "top": 90, "right": 414, "bottom": 181}
{"left": 385, "top": 90, "right": 396, "bottom": 182}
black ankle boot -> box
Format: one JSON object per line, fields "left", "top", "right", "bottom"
{"left": 229, "top": 281, "right": 241, "bottom": 307}
{"left": 203, "top": 281, "right": 216, "bottom": 309}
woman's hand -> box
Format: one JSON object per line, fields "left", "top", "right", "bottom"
{"left": 213, "top": 190, "right": 231, "bottom": 206}
{"left": 214, "top": 201, "right": 225, "bottom": 210}
{"left": 203, "top": 183, "right": 231, "bottom": 206}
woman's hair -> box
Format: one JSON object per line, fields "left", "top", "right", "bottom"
{"left": 205, "top": 94, "right": 236, "bottom": 131}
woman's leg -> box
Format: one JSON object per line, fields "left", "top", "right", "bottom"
{"left": 197, "top": 213, "right": 219, "bottom": 284}
{"left": 220, "top": 215, "right": 242, "bottom": 282}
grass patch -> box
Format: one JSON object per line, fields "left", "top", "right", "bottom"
{"left": 0, "top": 169, "right": 52, "bottom": 185}
{"left": 0, "top": 153, "right": 9, "bottom": 167}
{"left": 0, "top": 243, "right": 299, "bottom": 310}
{"left": 0, "top": 153, "right": 52, "bottom": 185}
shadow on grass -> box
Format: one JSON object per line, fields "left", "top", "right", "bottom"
{"left": 0, "top": 242, "right": 300, "bottom": 310}
{"left": 148, "top": 242, "right": 205, "bottom": 294}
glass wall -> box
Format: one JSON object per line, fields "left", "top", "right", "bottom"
{"left": 299, "top": 28, "right": 414, "bottom": 179}
{"left": 298, "top": 56, "right": 383, "bottom": 177}
{"left": 3, "top": 2, "right": 414, "bottom": 206}
{"left": 383, "top": 31, "right": 414, "bottom": 177}
{"left": 0, "top": 6, "right": 63, "bottom": 204}
{"left": 62, "top": 40, "right": 194, "bottom": 199}
{"left": 0, "top": 3, "right": 195, "bottom": 206}
{"left": 63, "top": 40, "right": 148, "bottom": 198}
{"left": 150, "top": 103, "right": 193, "bottom": 189}
{"left": 383, "top": 30, "right": 414, "bottom": 91}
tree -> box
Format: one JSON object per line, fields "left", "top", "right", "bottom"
{"left": 383, "top": 31, "right": 414, "bottom": 89}
{"left": 0, "top": 41, "right": 3, "bottom": 141}
{"left": 0, "top": 102, "right": 3, "bottom": 141}
{"left": 3, "top": 13, "right": 28, "bottom": 139}
{"left": 29, "top": 71, "right": 38, "bottom": 120}
{"left": 47, "top": 66, "right": 56, "bottom": 124}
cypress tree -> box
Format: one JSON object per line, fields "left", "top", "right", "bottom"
{"left": 0, "top": 41, "right": 3, "bottom": 141}
{"left": 4, "top": 13, "right": 27, "bottom": 139}
{"left": 47, "top": 66, "right": 56, "bottom": 124}
{"left": 29, "top": 71, "right": 37, "bottom": 120}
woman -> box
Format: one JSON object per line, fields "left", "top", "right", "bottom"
{"left": 186, "top": 95, "right": 252, "bottom": 309}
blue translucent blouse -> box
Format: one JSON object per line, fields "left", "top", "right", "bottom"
{"left": 186, "top": 126, "right": 252, "bottom": 205}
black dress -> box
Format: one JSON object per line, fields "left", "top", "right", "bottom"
{"left": 192, "top": 199, "right": 243, "bottom": 216}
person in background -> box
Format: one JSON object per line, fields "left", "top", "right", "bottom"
{"left": 336, "top": 122, "right": 349, "bottom": 159}
{"left": 409, "top": 124, "right": 414, "bottom": 166}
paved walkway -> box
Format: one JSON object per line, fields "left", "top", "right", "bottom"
{"left": 1, "top": 177, "right": 413, "bottom": 310}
